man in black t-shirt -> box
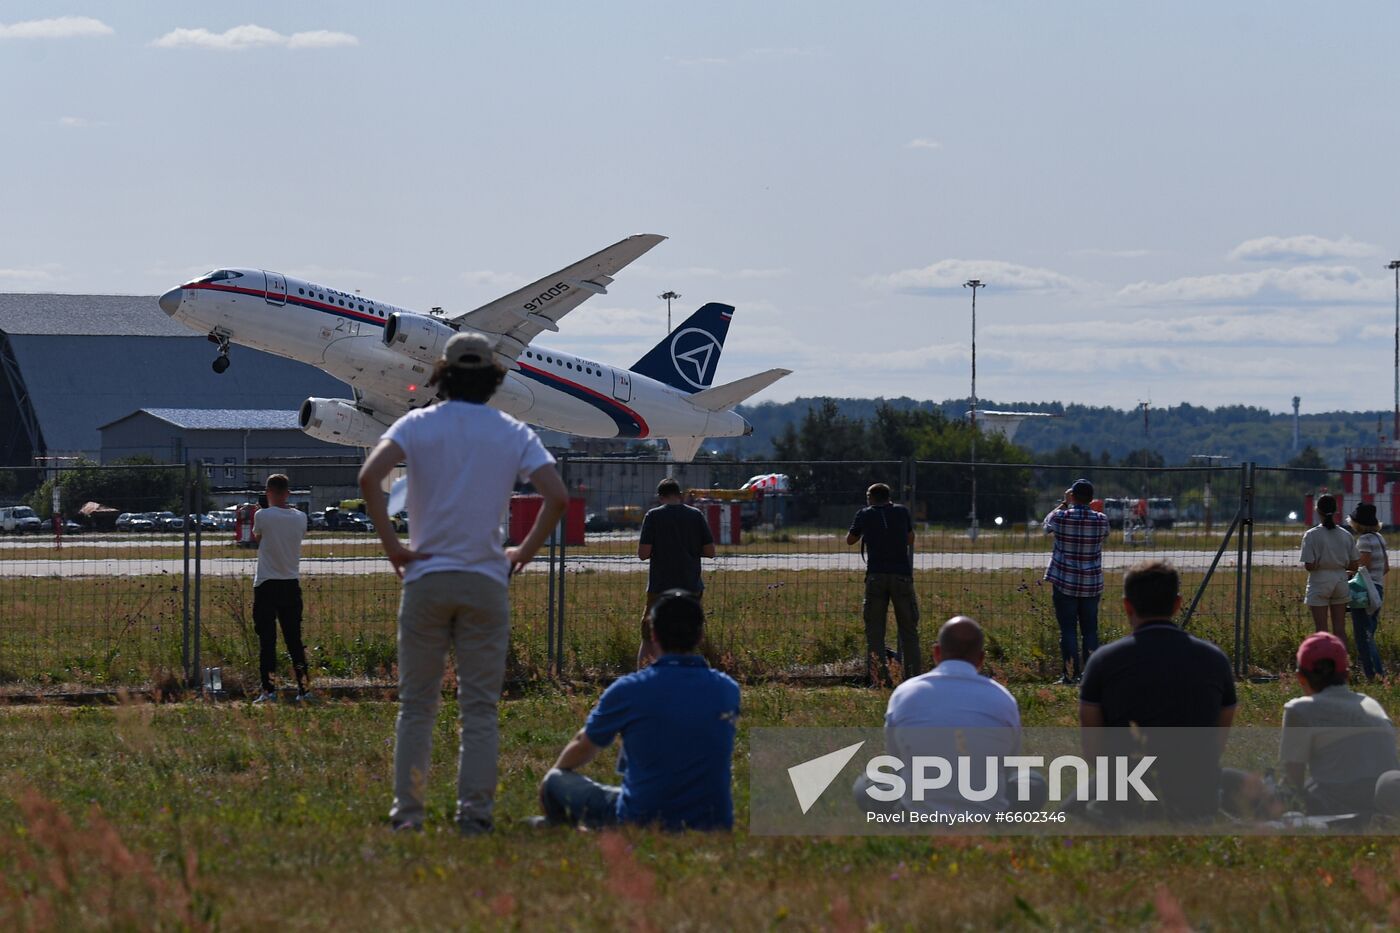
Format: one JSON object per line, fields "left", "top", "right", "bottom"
{"left": 1079, "top": 560, "right": 1237, "bottom": 821}
{"left": 637, "top": 477, "right": 715, "bottom": 667}
{"left": 847, "top": 483, "right": 921, "bottom": 685}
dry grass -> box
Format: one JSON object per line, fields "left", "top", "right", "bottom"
{"left": 2, "top": 686, "right": 1400, "bottom": 930}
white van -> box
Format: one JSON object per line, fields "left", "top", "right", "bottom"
{"left": 0, "top": 505, "right": 43, "bottom": 534}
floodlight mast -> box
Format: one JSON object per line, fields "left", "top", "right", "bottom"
{"left": 963, "top": 279, "right": 985, "bottom": 540}
{"left": 659, "top": 290, "right": 681, "bottom": 334}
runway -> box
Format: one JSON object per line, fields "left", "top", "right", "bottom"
{"left": 0, "top": 548, "right": 1301, "bottom": 578}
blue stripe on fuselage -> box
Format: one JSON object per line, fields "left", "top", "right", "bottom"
{"left": 517, "top": 364, "right": 647, "bottom": 438}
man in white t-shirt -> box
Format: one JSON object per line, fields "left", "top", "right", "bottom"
{"left": 251, "top": 473, "right": 310, "bottom": 704}
{"left": 359, "top": 331, "right": 568, "bottom": 834}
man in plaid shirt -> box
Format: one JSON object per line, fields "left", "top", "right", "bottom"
{"left": 1044, "top": 478, "right": 1110, "bottom": 684}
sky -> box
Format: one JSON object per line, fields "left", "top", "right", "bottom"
{"left": 3, "top": 2, "right": 1400, "bottom": 414}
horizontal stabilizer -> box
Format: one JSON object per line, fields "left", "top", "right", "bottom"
{"left": 686, "top": 368, "right": 792, "bottom": 412}
{"left": 667, "top": 436, "right": 706, "bottom": 463}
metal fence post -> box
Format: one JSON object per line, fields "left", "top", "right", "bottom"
{"left": 545, "top": 518, "right": 557, "bottom": 674}
{"left": 1232, "top": 462, "right": 1248, "bottom": 677}
{"left": 193, "top": 460, "right": 204, "bottom": 692}
{"left": 555, "top": 455, "right": 569, "bottom": 678}
{"left": 1241, "top": 461, "right": 1256, "bottom": 674}
{"left": 181, "top": 460, "right": 192, "bottom": 686}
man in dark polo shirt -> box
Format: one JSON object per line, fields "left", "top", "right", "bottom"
{"left": 847, "top": 483, "right": 920, "bottom": 685}
{"left": 637, "top": 477, "right": 715, "bottom": 666}
{"left": 537, "top": 590, "right": 740, "bottom": 830}
{"left": 1079, "top": 560, "right": 1236, "bottom": 821}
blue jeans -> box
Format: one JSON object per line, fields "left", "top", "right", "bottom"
{"left": 1350, "top": 583, "right": 1385, "bottom": 679}
{"left": 541, "top": 768, "right": 621, "bottom": 827}
{"left": 1052, "top": 588, "right": 1100, "bottom": 676}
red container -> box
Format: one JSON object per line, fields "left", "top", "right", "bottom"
{"left": 509, "top": 495, "right": 584, "bottom": 545}
{"left": 699, "top": 502, "right": 742, "bottom": 545}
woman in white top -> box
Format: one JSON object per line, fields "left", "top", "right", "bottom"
{"left": 1348, "top": 502, "right": 1388, "bottom": 680}
{"left": 1300, "top": 494, "right": 1360, "bottom": 648}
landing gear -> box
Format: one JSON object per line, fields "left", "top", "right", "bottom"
{"left": 208, "top": 332, "right": 231, "bottom": 374}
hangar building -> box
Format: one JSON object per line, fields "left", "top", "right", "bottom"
{"left": 0, "top": 294, "right": 348, "bottom": 466}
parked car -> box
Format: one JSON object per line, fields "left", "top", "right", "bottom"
{"left": 585, "top": 512, "right": 613, "bottom": 532}
{"left": 309, "top": 511, "right": 328, "bottom": 530}
{"left": 153, "top": 511, "right": 185, "bottom": 531}
{"left": 392, "top": 511, "right": 409, "bottom": 534}
{"left": 339, "top": 512, "right": 373, "bottom": 532}
{"left": 128, "top": 513, "right": 157, "bottom": 532}
{"left": 210, "top": 510, "right": 237, "bottom": 531}
{"left": 0, "top": 505, "right": 43, "bottom": 534}
{"left": 60, "top": 518, "right": 82, "bottom": 535}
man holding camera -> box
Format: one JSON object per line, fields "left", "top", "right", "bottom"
{"left": 1044, "top": 477, "right": 1109, "bottom": 684}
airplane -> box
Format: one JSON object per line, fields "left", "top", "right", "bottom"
{"left": 157, "top": 234, "right": 790, "bottom": 462}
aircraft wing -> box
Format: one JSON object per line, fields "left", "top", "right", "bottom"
{"left": 451, "top": 234, "right": 665, "bottom": 362}
{"left": 354, "top": 387, "right": 409, "bottom": 427}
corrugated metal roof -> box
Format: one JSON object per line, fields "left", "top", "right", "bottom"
{"left": 6, "top": 333, "right": 347, "bottom": 456}
{"left": 102, "top": 409, "right": 302, "bottom": 431}
{"left": 0, "top": 294, "right": 187, "bottom": 337}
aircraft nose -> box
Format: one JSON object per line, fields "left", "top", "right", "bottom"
{"left": 158, "top": 287, "right": 183, "bottom": 316}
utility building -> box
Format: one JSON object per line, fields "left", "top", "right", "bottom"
{"left": 0, "top": 294, "right": 347, "bottom": 466}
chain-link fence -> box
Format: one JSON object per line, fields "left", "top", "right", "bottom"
{"left": 0, "top": 456, "right": 1374, "bottom": 693}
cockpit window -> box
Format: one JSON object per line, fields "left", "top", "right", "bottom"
{"left": 191, "top": 270, "right": 244, "bottom": 284}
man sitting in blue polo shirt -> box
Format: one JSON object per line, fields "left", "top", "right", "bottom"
{"left": 537, "top": 590, "right": 740, "bottom": 830}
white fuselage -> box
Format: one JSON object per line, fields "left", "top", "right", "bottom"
{"left": 160, "top": 268, "right": 748, "bottom": 442}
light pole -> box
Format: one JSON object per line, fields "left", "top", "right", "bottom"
{"left": 963, "top": 279, "right": 985, "bottom": 540}
{"left": 1190, "top": 454, "right": 1230, "bottom": 534}
{"left": 659, "top": 290, "right": 681, "bottom": 334}
{"left": 1389, "top": 261, "right": 1400, "bottom": 442}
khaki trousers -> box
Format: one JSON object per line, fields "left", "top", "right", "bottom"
{"left": 391, "top": 571, "right": 510, "bottom": 827}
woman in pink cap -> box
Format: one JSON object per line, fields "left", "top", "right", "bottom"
{"left": 1279, "top": 632, "right": 1398, "bottom": 814}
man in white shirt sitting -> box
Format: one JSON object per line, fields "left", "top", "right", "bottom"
{"left": 856, "top": 616, "right": 1046, "bottom": 815}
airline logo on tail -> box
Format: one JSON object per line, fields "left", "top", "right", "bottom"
{"left": 631, "top": 302, "right": 735, "bottom": 394}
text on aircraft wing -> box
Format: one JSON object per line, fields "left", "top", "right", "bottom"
{"left": 451, "top": 234, "right": 665, "bottom": 362}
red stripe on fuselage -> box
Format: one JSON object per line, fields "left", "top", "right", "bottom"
{"left": 186, "top": 282, "right": 387, "bottom": 327}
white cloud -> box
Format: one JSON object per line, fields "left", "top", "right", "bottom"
{"left": 869, "top": 259, "right": 1086, "bottom": 293}
{"left": 1118, "top": 264, "right": 1387, "bottom": 305}
{"left": 0, "top": 264, "right": 60, "bottom": 282}
{"left": 1228, "top": 234, "right": 1380, "bottom": 263}
{"left": 983, "top": 308, "right": 1353, "bottom": 348}
{"left": 905, "top": 138, "right": 943, "bottom": 151}
{"left": 151, "top": 24, "right": 359, "bottom": 51}
{"left": 0, "top": 16, "right": 112, "bottom": 39}
{"left": 57, "top": 116, "right": 106, "bottom": 129}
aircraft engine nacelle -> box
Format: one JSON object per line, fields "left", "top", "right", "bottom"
{"left": 298, "top": 398, "right": 386, "bottom": 448}
{"left": 383, "top": 312, "right": 457, "bottom": 365}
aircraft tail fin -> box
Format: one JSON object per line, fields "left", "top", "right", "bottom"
{"left": 686, "top": 368, "right": 792, "bottom": 412}
{"left": 630, "top": 302, "right": 734, "bottom": 393}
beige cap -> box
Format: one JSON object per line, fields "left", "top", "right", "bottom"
{"left": 443, "top": 331, "right": 500, "bottom": 369}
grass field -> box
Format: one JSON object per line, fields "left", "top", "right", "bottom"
{"left": 2, "top": 683, "right": 1399, "bottom": 930}
{"left": 0, "top": 554, "right": 1374, "bottom": 691}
